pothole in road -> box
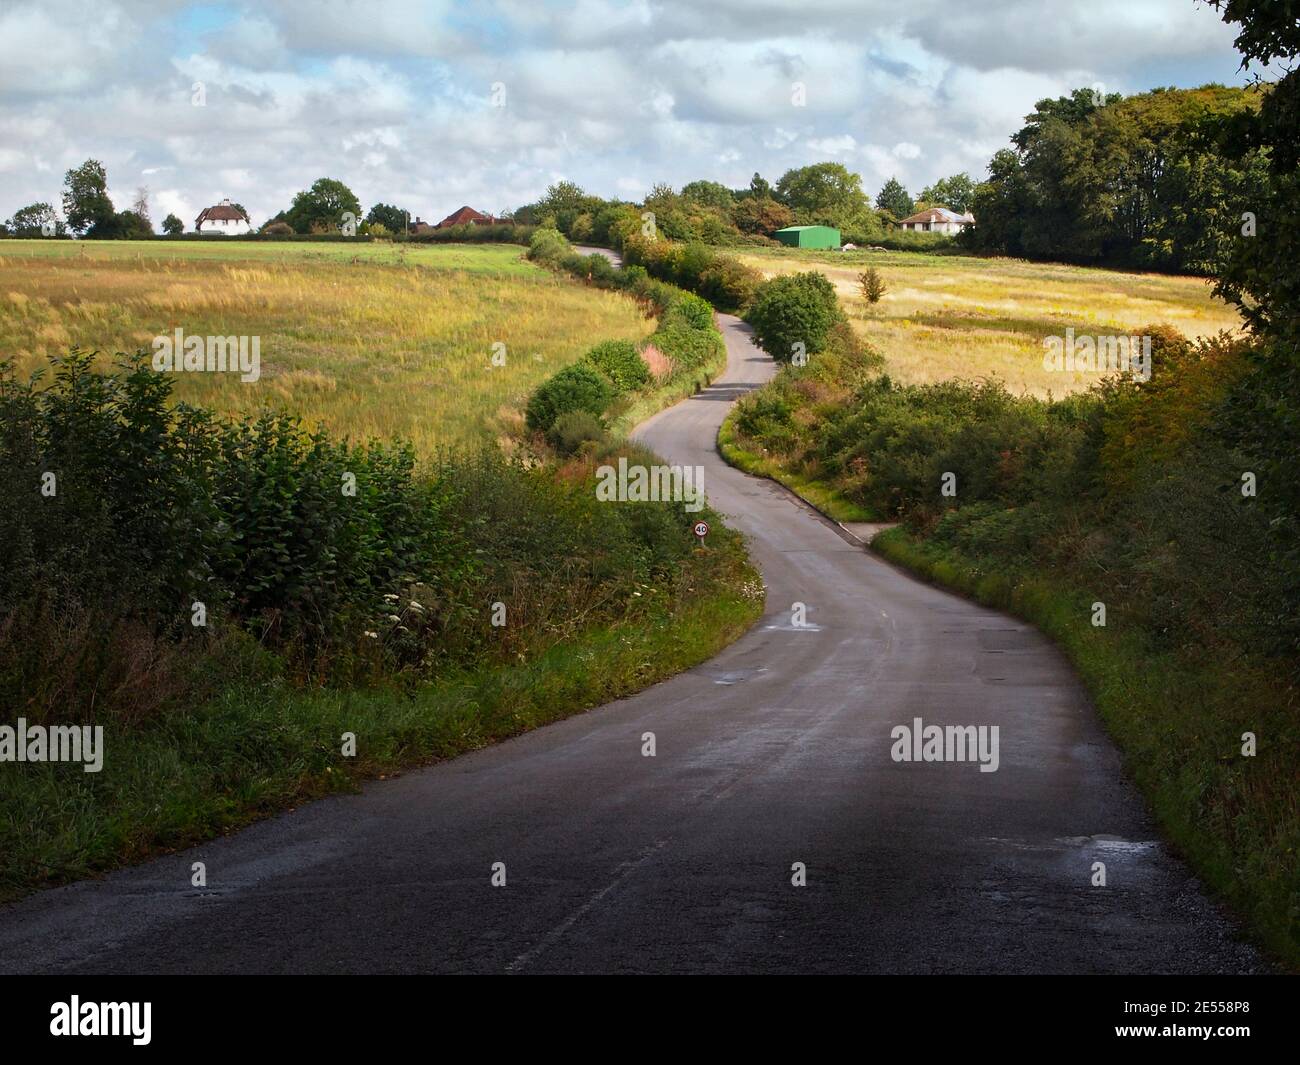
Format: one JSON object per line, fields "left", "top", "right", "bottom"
{"left": 706, "top": 667, "right": 770, "bottom": 685}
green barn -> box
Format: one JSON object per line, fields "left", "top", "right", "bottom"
{"left": 773, "top": 225, "right": 841, "bottom": 249}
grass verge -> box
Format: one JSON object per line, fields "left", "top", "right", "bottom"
{"left": 0, "top": 547, "right": 763, "bottom": 902}
{"left": 609, "top": 330, "right": 728, "bottom": 436}
{"left": 870, "top": 526, "right": 1298, "bottom": 969}
{"left": 717, "top": 415, "right": 879, "bottom": 523}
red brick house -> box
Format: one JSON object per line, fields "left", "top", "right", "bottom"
{"left": 435, "top": 206, "right": 497, "bottom": 228}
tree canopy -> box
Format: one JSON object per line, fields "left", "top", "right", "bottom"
{"left": 284, "top": 178, "right": 361, "bottom": 233}
{"left": 875, "top": 177, "right": 913, "bottom": 220}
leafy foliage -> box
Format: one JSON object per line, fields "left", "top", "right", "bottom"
{"left": 61, "top": 159, "right": 114, "bottom": 236}
{"left": 858, "top": 267, "right": 886, "bottom": 304}
{"left": 7, "top": 203, "right": 64, "bottom": 238}
{"left": 746, "top": 271, "right": 842, "bottom": 362}
{"left": 524, "top": 363, "right": 614, "bottom": 432}
{"left": 283, "top": 178, "right": 362, "bottom": 234}
{"left": 365, "top": 203, "right": 408, "bottom": 232}
{"left": 875, "top": 177, "right": 914, "bottom": 220}
{"left": 964, "top": 85, "right": 1266, "bottom": 272}
{"left": 0, "top": 348, "right": 725, "bottom": 721}
{"left": 583, "top": 339, "right": 650, "bottom": 393}
{"left": 775, "top": 162, "right": 879, "bottom": 236}
{"left": 918, "top": 173, "right": 976, "bottom": 213}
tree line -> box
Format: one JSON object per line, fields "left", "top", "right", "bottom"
{"left": 2, "top": 157, "right": 970, "bottom": 244}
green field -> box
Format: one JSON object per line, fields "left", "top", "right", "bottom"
{"left": 738, "top": 246, "right": 1242, "bottom": 396}
{"left": 0, "top": 239, "right": 653, "bottom": 451}
{"left": 0, "top": 237, "right": 538, "bottom": 273}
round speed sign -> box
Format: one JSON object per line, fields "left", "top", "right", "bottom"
{"left": 693, "top": 520, "right": 710, "bottom": 539}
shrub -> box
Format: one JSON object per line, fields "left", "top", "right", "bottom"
{"left": 652, "top": 322, "right": 724, "bottom": 371}
{"left": 527, "top": 226, "right": 570, "bottom": 265}
{"left": 662, "top": 291, "right": 715, "bottom": 331}
{"left": 262, "top": 221, "right": 294, "bottom": 236}
{"left": 547, "top": 410, "right": 609, "bottom": 455}
{"left": 698, "top": 253, "right": 760, "bottom": 309}
{"left": 746, "top": 271, "right": 842, "bottom": 362}
{"left": 621, "top": 236, "right": 761, "bottom": 312}
{"left": 583, "top": 339, "right": 650, "bottom": 393}
{"left": 617, "top": 264, "right": 649, "bottom": 289}
{"left": 404, "top": 222, "right": 535, "bottom": 245}
{"left": 735, "top": 389, "right": 794, "bottom": 445}
{"left": 858, "top": 267, "right": 886, "bottom": 303}
{"left": 0, "top": 350, "right": 477, "bottom": 708}
{"left": 525, "top": 363, "right": 614, "bottom": 433}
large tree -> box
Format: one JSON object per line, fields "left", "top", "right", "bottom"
{"left": 366, "top": 202, "right": 409, "bottom": 232}
{"left": 161, "top": 213, "right": 184, "bottom": 236}
{"left": 776, "top": 163, "right": 872, "bottom": 231}
{"left": 733, "top": 196, "right": 794, "bottom": 235}
{"left": 1205, "top": 0, "right": 1300, "bottom": 640}
{"left": 963, "top": 84, "right": 1265, "bottom": 269}
{"left": 284, "top": 177, "right": 362, "bottom": 233}
{"left": 7, "top": 202, "right": 65, "bottom": 237}
{"left": 62, "top": 159, "right": 115, "bottom": 236}
{"left": 919, "top": 173, "right": 976, "bottom": 213}
{"left": 875, "top": 177, "right": 913, "bottom": 220}
{"left": 680, "top": 180, "right": 734, "bottom": 211}
{"left": 1207, "top": 0, "right": 1300, "bottom": 345}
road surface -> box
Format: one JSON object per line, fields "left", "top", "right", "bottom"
{"left": 0, "top": 251, "right": 1256, "bottom": 973}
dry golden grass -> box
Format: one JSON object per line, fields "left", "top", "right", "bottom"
{"left": 0, "top": 241, "right": 654, "bottom": 452}
{"left": 738, "top": 247, "right": 1244, "bottom": 396}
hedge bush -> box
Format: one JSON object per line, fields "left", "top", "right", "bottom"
{"left": 746, "top": 271, "right": 842, "bottom": 362}
{"left": 546, "top": 410, "right": 609, "bottom": 455}
{"left": 525, "top": 363, "right": 614, "bottom": 433}
{"left": 583, "top": 339, "right": 650, "bottom": 393}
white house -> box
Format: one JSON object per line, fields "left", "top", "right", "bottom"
{"left": 194, "top": 199, "right": 251, "bottom": 235}
{"left": 897, "top": 206, "right": 974, "bottom": 235}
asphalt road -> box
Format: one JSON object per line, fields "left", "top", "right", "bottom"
{"left": 0, "top": 255, "right": 1257, "bottom": 973}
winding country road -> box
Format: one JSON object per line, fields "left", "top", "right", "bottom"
{"left": 0, "top": 252, "right": 1256, "bottom": 974}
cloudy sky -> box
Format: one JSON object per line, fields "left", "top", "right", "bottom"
{"left": 0, "top": 0, "right": 1248, "bottom": 228}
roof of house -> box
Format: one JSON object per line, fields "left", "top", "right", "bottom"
{"left": 436, "top": 205, "right": 494, "bottom": 227}
{"left": 195, "top": 199, "right": 249, "bottom": 226}
{"left": 897, "top": 207, "right": 974, "bottom": 225}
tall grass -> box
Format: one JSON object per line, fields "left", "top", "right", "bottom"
{"left": 0, "top": 243, "right": 653, "bottom": 452}
{"left": 737, "top": 246, "right": 1243, "bottom": 397}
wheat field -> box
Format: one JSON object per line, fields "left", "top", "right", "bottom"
{"left": 0, "top": 240, "right": 653, "bottom": 451}
{"left": 738, "top": 247, "right": 1243, "bottom": 397}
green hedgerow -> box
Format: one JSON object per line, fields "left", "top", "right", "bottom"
{"left": 583, "top": 339, "right": 650, "bottom": 393}
{"left": 746, "top": 271, "right": 842, "bottom": 362}
{"left": 525, "top": 363, "right": 614, "bottom": 432}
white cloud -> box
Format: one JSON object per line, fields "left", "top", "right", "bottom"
{"left": 0, "top": 0, "right": 1251, "bottom": 224}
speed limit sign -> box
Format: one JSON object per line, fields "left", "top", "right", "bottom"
{"left": 693, "top": 520, "right": 710, "bottom": 541}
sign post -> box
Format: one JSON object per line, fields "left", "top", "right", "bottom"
{"left": 693, "top": 520, "right": 710, "bottom": 546}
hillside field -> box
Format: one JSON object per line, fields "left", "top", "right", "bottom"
{"left": 0, "top": 239, "right": 653, "bottom": 451}
{"left": 737, "top": 246, "right": 1242, "bottom": 396}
